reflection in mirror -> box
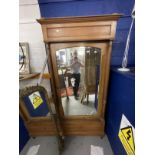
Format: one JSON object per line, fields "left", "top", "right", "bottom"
{"left": 56, "top": 46, "right": 101, "bottom": 116}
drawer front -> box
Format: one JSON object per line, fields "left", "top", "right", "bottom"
{"left": 42, "top": 21, "right": 116, "bottom": 42}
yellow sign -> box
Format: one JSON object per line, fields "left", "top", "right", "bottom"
{"left": 29, "top": 91, "right": 43, "bottom": 109}
{"left": 118, "top": 115, "right": 135, "bottom": 155}
{"left": 119, "top": 126, "right": 135, "bottom": 155}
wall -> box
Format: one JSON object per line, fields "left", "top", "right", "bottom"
{"left": 38, "top": 0, "right": 135, "bottom": 67}
{"left": 19, "top": 0, "right": 51, "bottom": 95}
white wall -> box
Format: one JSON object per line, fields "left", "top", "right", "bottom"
{"left": 19, "top": 0, "right": 51, "bottom": 96}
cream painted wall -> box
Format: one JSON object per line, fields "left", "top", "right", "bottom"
{"left": 19, "top": 0, "right": 51, "bottom": 96}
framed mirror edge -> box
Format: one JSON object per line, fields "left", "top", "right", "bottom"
{"left": 49, "top": 42, "right": 110, "bottom": 118}
{"left": 20, "top": 102, "right": 103, "bottom": 123}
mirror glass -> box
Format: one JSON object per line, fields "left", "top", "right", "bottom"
{"left": 56, "top": 46, "right": 101, "bottom": 116}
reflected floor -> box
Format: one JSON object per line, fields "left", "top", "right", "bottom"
{"left": 62, "top": 94, "right": 97, "bottom": 115}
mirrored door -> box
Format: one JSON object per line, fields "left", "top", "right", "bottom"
{"left": 50, "top": 42, "right": 109, "bottom": 118}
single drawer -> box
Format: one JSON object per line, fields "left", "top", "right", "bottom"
{"left": 41, "top": 21, "right": 116, "bottom": 42}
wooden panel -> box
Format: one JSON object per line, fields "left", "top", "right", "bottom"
{"left": 42, "top": 21, "right": 116, "bottom": 42}
{"left": 26, "top": 118, "right": 104, "bottom": 136}
{"left": 47, "top": 25, "right": 110, "bottom": 37}
{"left": 37, "top": 14, "right": 121, "bottom": 24}
{"left": 27, "top": 119, "right": 57, "bottom": 136}
{"left": 62, "top": 118, "right": 104, "bottom": 136}
{"left": 37, "top": 14, "right": 121, "bottom": 42}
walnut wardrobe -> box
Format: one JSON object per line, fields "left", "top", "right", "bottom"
{"left": 20, "top": 14, "right": 121, "bottom": 139}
